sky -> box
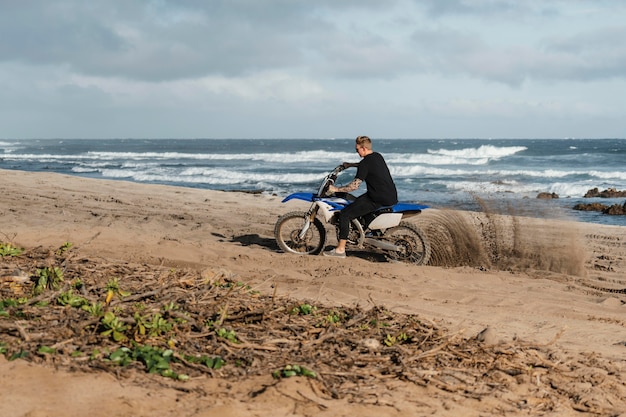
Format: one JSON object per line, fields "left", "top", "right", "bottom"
{"left": 1, "top": 0, "right": 625, "bottom": 140}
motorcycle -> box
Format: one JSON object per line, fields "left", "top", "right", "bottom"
{"left": 274, "top": 164, "right": 431, "bottom": 265}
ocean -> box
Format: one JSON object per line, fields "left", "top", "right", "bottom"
{"left": 1, "top": 138, "right": 626, "bottom": 227}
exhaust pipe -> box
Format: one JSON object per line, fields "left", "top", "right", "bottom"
{"left": 364, "top": 237, "right": 401, "bottom": 252}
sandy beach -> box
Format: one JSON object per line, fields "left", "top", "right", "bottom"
{"left": 1, "top": 168, "right": 625, "bottom": 416}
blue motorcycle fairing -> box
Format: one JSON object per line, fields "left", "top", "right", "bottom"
{"left": 281, "top": 192, "right": 315, "bottom": 203}
{"left": 391, "top": 202, "right": 429, "bottom": 212}
{"left": 282, "top": 193, "right": 429, "bottom": 214}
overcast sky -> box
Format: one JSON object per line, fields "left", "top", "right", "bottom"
{"left": 1, "top": 0, "right": 625, "bottom": 139}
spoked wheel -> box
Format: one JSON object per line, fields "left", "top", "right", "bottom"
{"left": 383, "top": 222, "right": 431, "bottom": 265}
{"left": 274, "top": 211, "right": 327, "bottom": 255}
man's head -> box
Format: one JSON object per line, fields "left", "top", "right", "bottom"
{"left": 355, "top": 135, "right": 372, "bottom": 150}
{"left": 355, "top": 135, "right": 373, "bottom": 157}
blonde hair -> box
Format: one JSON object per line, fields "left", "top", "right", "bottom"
{"left": 355, "top": 135, "right": 372, "bottom": 150}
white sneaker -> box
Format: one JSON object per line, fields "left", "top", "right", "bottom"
{"left": 323, "top": 249, "right": 346, "bottom": 258}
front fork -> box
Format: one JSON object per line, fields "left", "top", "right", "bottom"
{"left": 298, "top": 204, "right": 320, "bottom": 240}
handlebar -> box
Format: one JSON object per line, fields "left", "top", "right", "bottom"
{"left": 316, "top": 164, "right": 351, "bottom": 197}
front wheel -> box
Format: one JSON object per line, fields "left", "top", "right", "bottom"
{"left": 274, "top": 211, "right": 327, "bottom": 255}
{"left": 384, "top": 222, "right": 431, "bottom": 265}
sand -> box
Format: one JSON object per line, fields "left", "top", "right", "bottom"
{"left": 0, "top": 168, "right": 625, "bottom": 416}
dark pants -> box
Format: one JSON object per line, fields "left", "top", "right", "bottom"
{"left": 337, "top": 194, "right": 380, "bottom": 240}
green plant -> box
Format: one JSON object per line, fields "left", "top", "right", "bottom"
{"left": 384, "top": 332, "right": 409, "bottom": 347}
{"left": 0, "top": 298, "right": 18, "bottom": 317}
{"left": 133, "top": 312, "right": 148, "bottom": 337}
{"left": 162, "top": 301, "right": 178, "bottom": 311}
{"left": 9, "top": 350, "right": 28, "bottom": 361}
{"left": 183, "top": 354, "right": 225, "bottom": 370}
{"left": 82, "top": 301, "right": 105, "bottom": 317}
{"left": 0, "top": 242, "right": 22, "bottom": 257}
{"left": 146, "top": 313, "right": 173, "bottom": 337}
{"left": 272, "top": 364, "right": 317, "bottom": 379}
{"left": 56, "top": 242, "right": 73, "bottom": 255}
{"left": 100, "top": 311, "right": 128, "bottom": 342}
{"left": 38, "top": 346, "right": 56, "bottom": 355}
{"left": 108, "top": 344, "right": 189, "bottom": 380}
{"left": 325, "top": 310, "right": 342, "bottom": 325}
{"left": 105, "top": 277, "right": 131, "bottom": 303}
{"left": 33, "top": 266, "right": 64, "bottom": 295}
{"left": 216, "top": 328, "right": 238, "bottom": 343}
{"left": 133, "top": 312, "right": 174, "bottom": 339}
{"left": 290, "top": 303, "right": 316, "bottom": 315}
{"left": 57, "top": 289, "right": 88, "bottom": 307}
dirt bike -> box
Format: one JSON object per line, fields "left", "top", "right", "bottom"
{"left": 274, "top": 164, "right": 431, "bottom": 265}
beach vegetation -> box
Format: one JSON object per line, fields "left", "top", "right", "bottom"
{"left": 100, "top": 311, "right": 128, "bottom": 342}
{"left": 272, "top": 364, "right": 317, "bottom": 379}
{"left": 56, "top": 242, "right": 73, "bottom": 255}
{"left": 105, "top": 277, "right": 129, "bottom": 293}
{"left": 216, "top": 327, "right": 238, "bottom": 343}
{"left": 107, "top": 343, "right": 225, "bottom": 380}
{"left": 290, "top": 303, "right": 316, "bottom": 315}
{"left": 145, "top": 313, "right": 173, "bottom": 338}
{"left": 162, "top": 300, "right": 178, "bottom": 311}
{"left": 0, "top": 242, "right": 22, "bottom": 257}
{"left": 108, "top": 345, "right": 185, "bottom": 379}
{"left": 185, "top": 353, "right": 225, "bottom": 370}
{"left": 82, "top": 301, "right": 105, "bottom": 317}
{"left": 3, "top": 243, "right": 625, "bottom": 413}
{"left": 33, "top": 266, "right": 64, "bottom": 295}
{"left": 384, "top": 332, "right": 409, "bottom": 347}
{"left": 0, "top": 298, "right": 19, "bottom": 317}
{"left": 37, "top": 345, "right": 56, "bottom": 355}
{"left": 323, "top": 310, "right": 343, "bottom": 325}
{"left": 57, "top": 289, "right": 88, "bottom": 307}
{"left": 8, "top": 350, "right": 28, "bottom": 361}
{"left": 133, "top": 310, "right": 178, "bottom": 341}
{"left": 133, "top": 312, "right": 148, "bottom": 337}
{"left": 105, "top": 277, "right": 131, "bottom": 303}
{"left": 133, "top": 302, "right": 147, "bottom": 312}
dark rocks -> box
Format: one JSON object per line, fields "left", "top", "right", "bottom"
{"left": 537, "top": 192, "right": 559, "bottom": 199}
{"left": 573, "top": 201, "right": 626, "bottom": 215}
{"left": 604, "top": 203, "right": 626, "bottom": 215}
{"left": 584, "top": 187, "right": 626, "bottom": 198}
{"left": 574, "top": 202, "right": 607, "bottom": 212}
{"left": 576, "top": 187, "right": 626, "bottom": 215}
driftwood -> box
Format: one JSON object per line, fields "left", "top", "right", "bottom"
{"left": 1, "top": 245, "right": 625, "bottom": 415}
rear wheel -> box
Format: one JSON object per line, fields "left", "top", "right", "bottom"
{"left": 384, "top": 222, "right": 431, "bottom": 265}
{"left": 274, "top": 211, "right": 327, "bottom": 255}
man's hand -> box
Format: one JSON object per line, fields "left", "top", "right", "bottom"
{"left": 342, "top": 162, "right": 358, "bottom": 169}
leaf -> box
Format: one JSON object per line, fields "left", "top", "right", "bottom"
{"left": 9, "top": 350, "right": 28, "bottom": 361}
{"left": 37, "top": 346, "right": 56, "bottom": 354}
{"left": 112, "top": 330, "right": 128, "bottom": 342}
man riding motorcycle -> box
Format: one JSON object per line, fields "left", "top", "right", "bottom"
{"left": 324, "top": 135, "right": 397, "bottom": 259}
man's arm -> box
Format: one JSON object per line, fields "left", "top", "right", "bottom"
{"left": 330, "top": 178, "right": 362, "bottom": 193}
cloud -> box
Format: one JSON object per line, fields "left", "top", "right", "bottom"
{"left": 0, "top": 2, "right": 308, "bottom": 81}
{"left": 406, "top": 22, "right": 626, "bottom": 87}
{"left": 0, "top": 0, "right": 624, "bottom": 138}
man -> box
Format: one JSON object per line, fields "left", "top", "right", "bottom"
{"left": 324, "top": 136, "right": 397, "bottom": 258}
